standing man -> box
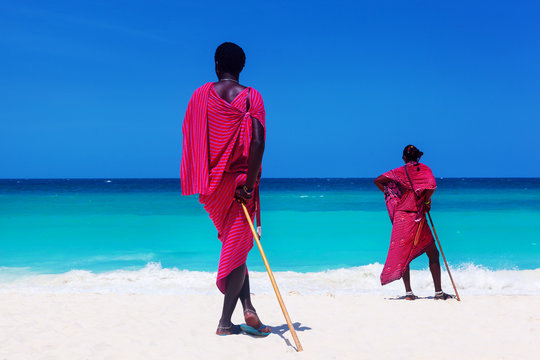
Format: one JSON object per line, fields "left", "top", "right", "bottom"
{"left": 375, "top": 145, "right": 453, "bottom": 300}
{"left": 181, "top": 42, "right": 271, "bottom": 335}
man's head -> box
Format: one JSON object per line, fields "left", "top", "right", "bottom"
{"left": 402, "top": 145, "right": 423, "bottom": 163}
{"left": 215, "top": 42, "right": 246, "bottom": 76}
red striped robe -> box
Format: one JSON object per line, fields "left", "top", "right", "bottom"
{"left": 380, "top": 162, "right": 437, "bottom": 285}
{"left": 181, "top": 83, "right": 266, "bottom": 293}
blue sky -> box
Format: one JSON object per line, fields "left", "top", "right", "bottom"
{"left": 1, "top": 0, "right": 539, "bottom": 178}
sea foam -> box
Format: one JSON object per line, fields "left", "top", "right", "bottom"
{"left": 1, "top": 263, "right": 539, "bottom": 295}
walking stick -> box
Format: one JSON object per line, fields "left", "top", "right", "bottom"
{"left": 413, "top": 217, "right": 425, "bottom": 246}
{"left": 427, "top": 212, "right": 461, "bottom": 301}
{"left": 241, "top": 203, "right": 303, "bottom": 352}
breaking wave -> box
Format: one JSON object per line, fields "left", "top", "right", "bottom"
{"left": 1, "top": 263, "right": 539, "bottom": 295}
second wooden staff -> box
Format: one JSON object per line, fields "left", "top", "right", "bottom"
{"left": 427, "top": 212, "right": 461, "bottom": 301}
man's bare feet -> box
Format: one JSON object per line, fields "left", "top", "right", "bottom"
{"left": 216, "top": 323, "right": 241, "bottom": 336}
{"left": 244, "top": 309, "right": 271, "bottom": 334}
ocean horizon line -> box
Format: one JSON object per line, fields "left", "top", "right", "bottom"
{"left": 2, "top": 177, "right": 540, "bottom": 181}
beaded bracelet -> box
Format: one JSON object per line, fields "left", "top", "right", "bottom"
{"left": 243, "top": 185, "right": 254, "bottom": 196}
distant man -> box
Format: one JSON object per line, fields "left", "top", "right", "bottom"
{"left": 375, "top": 145, "right": 453, "bottom": 300}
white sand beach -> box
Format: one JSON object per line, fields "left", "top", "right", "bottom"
{"left": 1, "top": 293, "right": 538, "bottom": 360}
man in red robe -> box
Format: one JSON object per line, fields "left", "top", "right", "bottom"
{"left": 375, "top": 145, "right": 453, "bottom": 300}
{"left": 181, "top": 42, "right": 271, "bottom": 335}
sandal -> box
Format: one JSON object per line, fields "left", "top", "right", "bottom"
{"left": 405, "top": 291, "right": 418, "bottom": 300}
{"left": 434, "top": 291, "right": 454, "bottom": 300}
{"left": 242, "top": 309, "right": 271, "bottom": 336}
{"left": 240, "top": 323, "right": 271, "bottom": 337}
{"left": 216, "top": 323, "right": 242, "bottom": 336}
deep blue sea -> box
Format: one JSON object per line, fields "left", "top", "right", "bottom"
{"left": 1, "top": 178, "right": 539, "bottom": 295}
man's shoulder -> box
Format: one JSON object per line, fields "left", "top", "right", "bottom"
{"left": 419, "top": 163, "right": 433, "bottom": 172}
{"left": 192, "top": 82, "right": 213, "bottom": 97}
{"left": 247, "top": 86, "right": 262, "bottom": 97}
{"left": 246, "top": 87, "right": 264, "bottom": 106}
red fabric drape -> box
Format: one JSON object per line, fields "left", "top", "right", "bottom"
{"left": 380, "top": 162, "right": 437, "bottom": 285}
{"left": 181, "top": 83, "right": 265, "bottom": 293}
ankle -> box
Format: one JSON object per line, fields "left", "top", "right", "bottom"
{"left": 244, "top": 307, "right": 257, "bottom": 315}
{"left": 218, "top": 319, "right": 232, "bottom": 328}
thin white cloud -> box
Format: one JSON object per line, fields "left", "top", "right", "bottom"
{"left": 11, "top": 5, "right": 174, "bottom": 44}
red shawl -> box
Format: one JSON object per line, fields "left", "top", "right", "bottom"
{"left": 380, "top": 162, "right": 437, "bottom": 285}
{"left": 181, "top": 83, "right": 266, "bottom": 293}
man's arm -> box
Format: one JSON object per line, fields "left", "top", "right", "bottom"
{"left": 374, "top": 175, "right": 390, "bottom": 192}
{"left": 235, "top": 117, "right": 265, "bottom": 202}
{"left": 423, "top": 188, "right": 434, "bottom": 211}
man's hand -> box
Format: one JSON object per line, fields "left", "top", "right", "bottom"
{"left": 235, "top": 185, "right": 253, "bottom": 204}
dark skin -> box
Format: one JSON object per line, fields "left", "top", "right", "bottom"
{"left": 213, "top": 63, "right": 269, "bottom": 335}
{"left": 374, "top": 155, "right": 443, "bottom": 298}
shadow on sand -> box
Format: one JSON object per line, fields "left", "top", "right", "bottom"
{"left": 244, "top": 322, "right": 311, "bottom": 351}
{"left": 386, "top": 295, "right": 456, "bottom": 300}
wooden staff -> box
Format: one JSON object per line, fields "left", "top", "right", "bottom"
{"left": 241, "top": 203, "right": 303, "bottom": 352}
{"left": 413, "top": 217, "right": 425, "bottom": 246}
{"left": 427, "top": 212, "right": 461, "bottom": 301}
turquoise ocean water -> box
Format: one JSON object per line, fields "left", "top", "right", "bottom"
{"left": 1, "top": 178, "right": 539, "bottom": 295}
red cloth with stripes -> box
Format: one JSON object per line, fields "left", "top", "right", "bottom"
{"left": 380, "top": 162, "right": 437, "bottom": 285}
{"left": 181, "top": 83, "right": 266, "bottom": 293}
